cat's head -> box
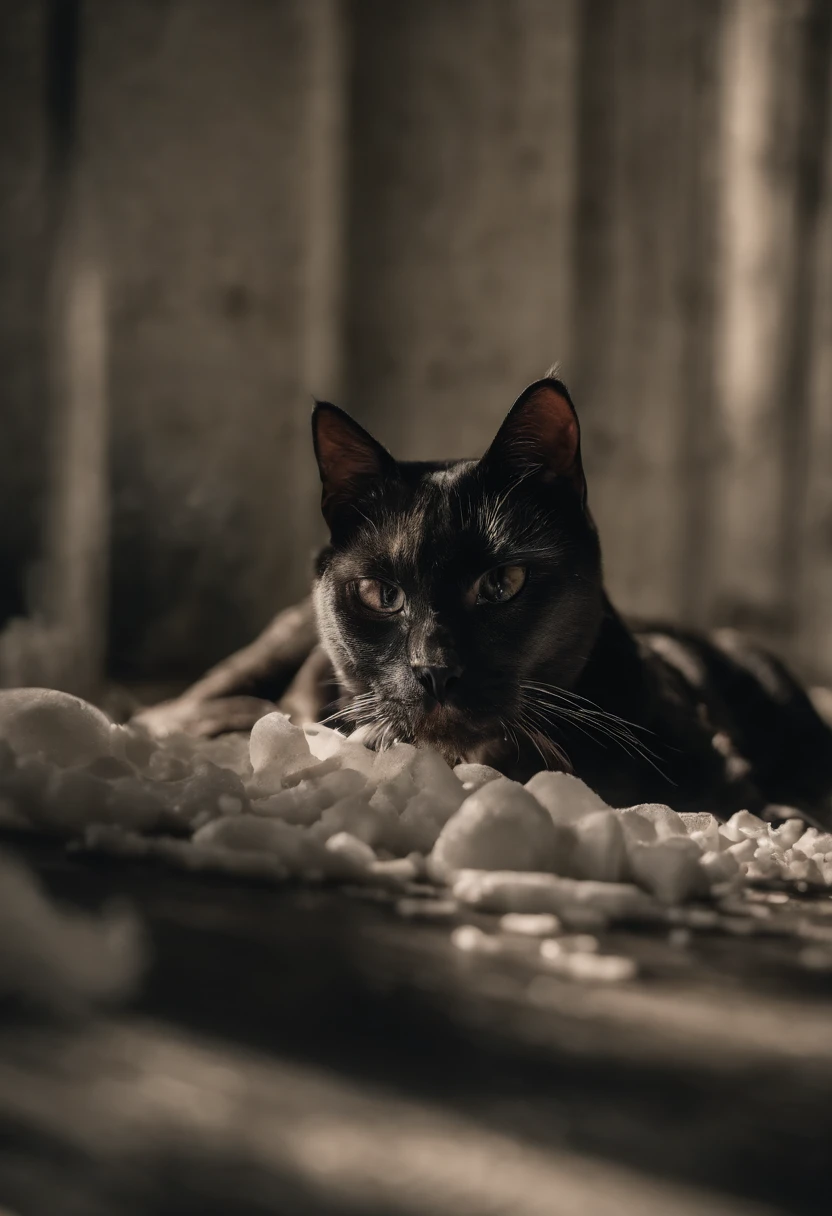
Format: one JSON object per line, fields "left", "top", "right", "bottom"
{"left": 310, "top": 378, "right": 604, "bottom": 764}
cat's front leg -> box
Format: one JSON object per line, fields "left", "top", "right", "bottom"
{"left": 132, "top": 596, "right": 319, "bottom": 738}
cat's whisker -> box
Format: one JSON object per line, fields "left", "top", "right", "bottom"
{"left": 519, "top": 685, "right": 670, "bottom": 779}
{"left": 521, "top": 694, "right": 610, "bottom": 754}
{"left": 513, "top": 707, "right": 572, "bottom": 773}
{"left": 521, "top": 680, "right": 656, "bottom": 737}
{"left": 520, "top": 682, "right": 665, "bottom": 758}
{"left": 318, "top": 690, "right": 383, "bottom": 734}
{"left": 499, "top": 716, "right": 521, "bottom": 763}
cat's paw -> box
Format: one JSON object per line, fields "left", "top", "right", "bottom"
{"left": 132, "top": 695, "right": 276, "bottom": 740}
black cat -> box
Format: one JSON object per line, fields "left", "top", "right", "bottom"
{"left": 137, "top": 378, "right": 832, "bottom": 824}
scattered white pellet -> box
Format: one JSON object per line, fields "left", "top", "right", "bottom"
{"left": 432, "top": 779, "right": 562, "bottom": 878}
{"left": 451, "top": 924, "right": 501, "bottom": 954}
{"left": 325, "top": 832, "right": 377, "bottom": 867}
{"left": 540, "top": 935, "right": 600, "bottom": 958}
{"left": 524, "top": 770, "right": 609, "bottom": 825}
{"left": 499, "top": 913, "right": 561, "bottom": 937}
{"left": 396, "top": 897, "right": 458, "bottom": 920}
{"left": 370, "top": 857, "right": 420, "bottom": 882}
{"left": 539, "top": 940, "right": 637, "bottom": 983}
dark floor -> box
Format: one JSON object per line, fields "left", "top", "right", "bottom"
{"left": 1, "top": 834, "right": 831, "bottom": 1216}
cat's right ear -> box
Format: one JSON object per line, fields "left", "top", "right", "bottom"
{"left": 481, "top": 378, "right": 587, "bottom": 506}
{"left": 312, "top": 402, "right": 397, "bottom": 529}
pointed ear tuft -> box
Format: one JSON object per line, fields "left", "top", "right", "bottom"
{"left": 312, "top": 402, "right": 396, "bottom": 528}
{"left": 482, "top": 378, "right": 586, "bottom": 503}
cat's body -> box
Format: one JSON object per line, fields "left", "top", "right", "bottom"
{"left": 137, "top": 378, "right": 832, "bottom": 825}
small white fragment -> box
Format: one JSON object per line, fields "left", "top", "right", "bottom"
{"left": 720, "top": 810, "right": 767, "bottom": 843}
{"left": 453, "top": 763, "right": 503, "bottom": 792}
{"left": 451, "top": 924, "right": 501, "bottom": 954}
{"left": 540, "top": 935, "right": 599, "bottom": 957}
{"left": 727, "top": 838, "right": 757, "bottom": 865}
{"left": 623, "top": 803, "right": 687, "bottom": 838}
{"left": 452, "top": 870, "right": 662, "bottom": 924}
{"left": 0, "top": 688, "right": 114, "bottom": 767}
{"left": 431, "top": 778, "right": 562, "bottom": 879}
{"left": 539, "top": 941, "right": 637, "bottom": 983}
{"left": 571, "top": 811, "right": 627, "bottom": 882}
{"left": 303, "top": 722, "right": 348, "bottom": 761}
{"left": 249, "top": 711, "right": 313, "bottom": 778}
{"left": 525, "top": 770, "right": 609, "bottom": 825}
{"left": 325, "top": 832, "right": 376, "bottom": 867}
{"left": 768, "top": 818, "right": 806, "bottom": 851}
{"left": 499, "top": 912, "right": 561, "bottom": 937}
{"left": 679, "top": 812, "right": 722, "bottom": 852}
{"left": 253, "top": 768, "right": 367, "bottom": 826}
{"left": 370, "top": 857, "right": 420, "bottom": 882}
{"left": 628, "top": 836, "right": 709, "bottom": 903}
{"left": 396, "top": 897, "right": 458, "bottom": 919}
{"left": 700, "top": 849, "right": 740, "bottom": 885}
{"left": 617, "top": 809, "right": 658, "bottom": 846}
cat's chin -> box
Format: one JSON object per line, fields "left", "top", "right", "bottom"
{"left": 409, "top": 706, "right": 504, "bottom": 765}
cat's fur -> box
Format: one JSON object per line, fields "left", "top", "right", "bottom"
{"left": 137, "top": 378, "right": 832, "bottom": 824}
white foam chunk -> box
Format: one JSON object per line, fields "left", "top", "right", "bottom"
{"left": 452, "top": 869, "right": 662, "bottom": 924}
{"left": 570, "top": 811, "right": 627, "bottom": 882}
{"left": 253, "top": 768, "right": 367, "bottom": 825}
{"left": 451, "top": 924, "right": 502, "bottom": 954}
{"left": 314, "top": 793, "right": 405, "bottom": 852}
{"left": 700, "top": 849, "right": 741, "bottom": 884}
{"left": 539, "top": 943, "right": 637, "bottom": 983}
{"left": 325, "top": 832, "right": 377, "bottom": 867}
{"left": 431, "top": 778, "right": 561, "bottom": 879}
{"left": 525, "top": 770, "right": 609, "bottom": 825}
{"left": 720, "top": 810, "right": 768, "bottom": 843}
{"left": 0, "top": 688, "right": 114, "bottom": 767}
{"left": 622, "top": 803, "right": 688, "bottom": 838}
{"left": 628, "top": 836, "right": 709, "bottom": 903}
{"left": 303, "top": 722, "right": 349, "bottom": 761}
{"left": 453, "top": 762, "right": 503, "bottom": 792}
{"left": 3, "top": 686, "right": 831, "bottom": 906}
{"left": 499, "top": 912, "right": 561, "bottom": 937}
{"left": 678, "top": 812, "right": 722, "bottom": 852}
{"left": 249, "top": 711, "right": 312, "bottom": 777}
{"left": 191, "top": 814, "right": 363, "bottom": 879}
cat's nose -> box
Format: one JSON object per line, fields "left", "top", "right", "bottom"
{"left": 412, "top": 663, "right": 463, "bottom": 703}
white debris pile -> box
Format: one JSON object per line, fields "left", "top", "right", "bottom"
{"left": 1, "top": 689, "right": 830, "bottom": 913}
{"left": 0, "top": 848, "right": 145, "bottom": 1014}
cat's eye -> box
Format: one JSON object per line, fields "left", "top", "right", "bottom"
{"left": 354, "top": 578, "right": 405, "bottom": 614}
{"left": 473, "top": 564, "right": 527, "bottom": 604}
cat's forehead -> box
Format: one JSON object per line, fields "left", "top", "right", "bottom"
{"left": 348, "top": 460, "right": 553, "bottom": 574}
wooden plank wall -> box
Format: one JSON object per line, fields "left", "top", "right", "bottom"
{"left": 0, "top": 0, "right": 831, "bottom": 685}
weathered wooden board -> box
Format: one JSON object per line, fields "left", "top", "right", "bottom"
{"left": 1, "top": 837, "right": 831, "bottom": 1215}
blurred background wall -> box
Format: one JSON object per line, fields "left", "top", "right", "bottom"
{"left": 1, "top": 0, "right": 831, "bottom": 696}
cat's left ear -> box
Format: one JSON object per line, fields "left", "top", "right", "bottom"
{"left": 481, "top": 378, "right": 586, "bottom": 505}
{"left": 312, "top": 401, "right": 398, "bottom": 529}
